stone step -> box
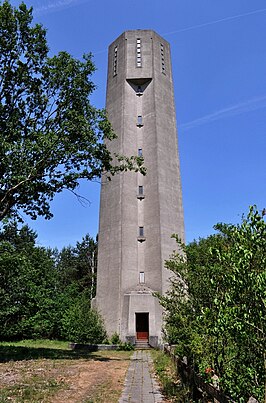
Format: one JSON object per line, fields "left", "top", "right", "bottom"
{"left": 135, "top": 340, "right": 150, "bottom": 349}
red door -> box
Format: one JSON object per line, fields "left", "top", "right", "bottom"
{"left": 136, "top": 313, "right": 149, "bottom": 340}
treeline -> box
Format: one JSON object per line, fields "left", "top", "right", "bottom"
{"left": 1, "top": 207, "right": 265, "bottom": 400}
{"left": 160, "top": 206, "right": 266, "bottom": 401}
{"left": 0, "top": 221, "right": 106, "bottom": 343}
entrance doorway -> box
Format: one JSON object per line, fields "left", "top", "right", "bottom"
{"left": 136, "top": 312, "right": 149, "bottom": 340}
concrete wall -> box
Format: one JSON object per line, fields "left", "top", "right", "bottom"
{"left": 95, "top": 30, "right": 184, "bottom": 342}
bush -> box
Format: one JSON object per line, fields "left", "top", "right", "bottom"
{"left": 61, "top": 295, "right": 106, "bottom": 343}
{"left": 110, "top": 332, "right": 120, "bottom": 344}
{"left": 160, "top": 206, "right": 266, "bottom": 401}
{"left": 117, "top": 342, "right": 134, "bottom": 351}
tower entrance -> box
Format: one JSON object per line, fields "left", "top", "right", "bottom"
{"left": 136, "top": 312, "right": 149, "bottom": 340}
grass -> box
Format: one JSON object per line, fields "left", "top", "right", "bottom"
{"left": 0, "top": 339, "right": 132, "bottom": 402}
{"left": 0, "top": 339, "right": 110, "bottom": 362}
{"left": 0, "top": 339, "right": 70, "bottom": 350}
{"left": 0, "top": 376, "right": 64, "bottom": 403}
{"left": 83, "top": 379, "right": 123, "bottom": 403}
{"left": 151, "top": 349, "right": 191, "bottom": 402}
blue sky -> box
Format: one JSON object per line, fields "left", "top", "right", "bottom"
{"left": 9, "top": 0, "right": 266, "bottom": 248}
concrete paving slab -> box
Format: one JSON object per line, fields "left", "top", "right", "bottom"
{"left": 119, "top": 350, "right": 164, "bottom": 402}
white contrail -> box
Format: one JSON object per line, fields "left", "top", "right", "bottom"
{"left": 163, "top": 7, "right": 266, "bottom": 36}
{"left": 34, "top": 0, "right": 89, "bottom": 16}
{"left": 179, "top": 95, "right": 266, "bottom": 131}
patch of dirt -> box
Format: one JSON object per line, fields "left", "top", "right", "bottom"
{"left": 0, "top": 352, "right": 130, "bottom": 402}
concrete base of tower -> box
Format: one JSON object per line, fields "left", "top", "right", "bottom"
{"left": 121, "top": 286, "right": 163, "bottom": 347}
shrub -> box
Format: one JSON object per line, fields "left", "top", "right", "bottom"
{"left": 117, "top": 342, "right": 134, "bottom": 351}
{"left": 61, "top": 295, "right": 106, "bottom": 343}
{"left": 110, "top": 332, "right": 120, "bottom": 344}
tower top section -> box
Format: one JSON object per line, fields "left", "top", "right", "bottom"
{"left": 107, "top": 30, "right": 172, "bottom": 82}
{"left": 109, "top": 29, "right": 170, "bottom": 45}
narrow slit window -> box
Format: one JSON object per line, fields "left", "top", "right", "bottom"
{"left": 137, "top": 115, "right": 143, "bottom": 126}
{"left": 113, "top": 46, "right": 118, "bottom": 76}
{"left": 136, "top": 38, "right": 142, "bottom": 67}
{"left": 136, "top": 84, "right": 143, "bottom": 96}
{"left": 160, "top": 43, "right": 166, "bottom": 74}
{"left": 139, "top": 226, "right": 144, "bottom": 237}
{"left": 139, "top": 272, "right": 145, "bottom": 284}
{"left": 138, "top": 186, "right": 144, "bottom": 195}
{"left": 138, "top": 148, "right": 143, "bottom": 157}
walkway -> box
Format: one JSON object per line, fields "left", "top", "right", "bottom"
{"left": 119, "top": 350, "right": 164, "bottom": 403}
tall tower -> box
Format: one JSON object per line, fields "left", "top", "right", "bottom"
{"left": 95, "top": 30, "right": 184, "bottom": 346}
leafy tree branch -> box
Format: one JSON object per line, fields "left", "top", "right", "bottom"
{"left": 159, "top": 206, "right": 266, "bottom": 401}
{"left": 0, "top": 1, "right": 145, "bottom": 222}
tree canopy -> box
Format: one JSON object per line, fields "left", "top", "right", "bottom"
{"left": 0, "top": 1, "right": 145, "bottom": 221}
{"left": 0, "top": 220, "right": 105, "bottom": 342}
{"left": 0, "top": 221, "right": 58, "bottom": 339}
{"left": 160, "top": 206, "right": 266, "bottom": 401}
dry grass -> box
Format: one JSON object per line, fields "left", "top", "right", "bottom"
{"left": 0, "top": 341, "right": 131, "bottom": 402}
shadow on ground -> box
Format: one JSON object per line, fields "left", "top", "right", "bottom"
{"left": 0, "top": 345, "right": 124, "bottom": 363}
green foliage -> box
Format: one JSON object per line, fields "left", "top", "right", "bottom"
{"left": 0, "top": 221, "right": 58, "bottom": 340}
{"left": 160, "top": 206, "right": 266, "bottom": 401}
{"left": 52, "top": 234, "right": 99, "bottom": 339}
{"left": 0, "top": 1, "right": 145, "bottom": 222}
{"left": 152, "top": 350, "right": 189, "bottom": 402}
{"left": 57, "top": 234, "right": 97, "bottom": 298}
{"left": 0, "top": 220, "right": 106, "bottom": 344}
{"left": 116, "top": 342, "right": 134, "bottom": 351}
{"left": 61, "top": 295, "right": 106, "bottom": 343}
{"left": 109, "top": 333, "right": 134, "bottom": 350}
{"left": 110, "top": 332, "right": 121, "bottom": 344}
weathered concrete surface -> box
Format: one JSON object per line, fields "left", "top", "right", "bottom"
{"left": 119, "top": 350, "right": 164, "bottom": 402}
{"left": 95, "top": 30, "right": 185, "bottom": 342}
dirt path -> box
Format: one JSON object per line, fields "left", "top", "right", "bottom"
{"left": 0, "top": 351, "right": 131, "bottom": 402}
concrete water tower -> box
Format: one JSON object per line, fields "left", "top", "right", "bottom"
{"left": 94, "top": 30, "right": 184, "bottom": 347}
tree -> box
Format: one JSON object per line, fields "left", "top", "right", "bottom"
{"left": 54, "top": 234, "right": 98, "bottom": 337}
{"left": 0, "top": 221, "right": 104, "bottom": 341}
{"left": 160, "top": 206, "right": 266, "bottom": 401}
{"left": 57, "top": 234, "right": 97, "bottom": 299}
{"left": 61, "top": 294, "right": 106, "bottom": 344}
{"left": 0, "top": 221, "right": 58, "bottom": 339}
{"left": 0, "top": 1, "right": 145, "bottom": 222}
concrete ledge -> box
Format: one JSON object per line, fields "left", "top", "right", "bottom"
{"left": 149, "top": 336, "right": 158, "bottom": 348}
{"left": 69, "top": 343, "right": 120, "bottom": 351}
